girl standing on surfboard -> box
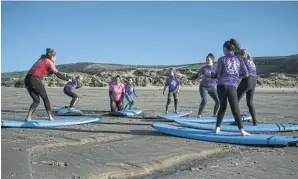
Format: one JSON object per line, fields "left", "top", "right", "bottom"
{"left": 63, "top": 75, "right": 83, "bottom": 111}
{"left": 237, "top": 49, "right": 258, "bottom": 125}
{"left": 124, "top": 77, "right": 137, "bottom": 110}
{"left": 24, "top": 48, "right": 71, "bottom": 121}
{"left": 189, "top": 53, "right": 220, "bottom": 118}
{"left": 211, "top": 39, "right": 251, "bottom": 136}
{"left": 109, "top": 75, "right": 125, "bottom": 112}
{"left": 163, "top": 68, "right": 180, "bottom": 114}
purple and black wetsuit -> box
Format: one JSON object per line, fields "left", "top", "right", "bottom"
{"left": 190, "top": 65, "right": 220, "bottom": 116}
{"left": 63, "top": 77, "right": 81, "bottom": 108}
{"left": 165, "top": 75, "right": 180, "bottom": 112}
{"left": 212, "top": 52, "right": 248, "bottom": 130}
{"left": 237, "top": 57, "right": 258, "bottom": 125}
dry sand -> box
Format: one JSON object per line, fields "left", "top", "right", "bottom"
{"left": 1, "top": 87, "right": 298, "bottom": 179}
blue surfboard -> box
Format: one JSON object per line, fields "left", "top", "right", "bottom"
{"left": 175, "top": 119, "right": 298, "bottom": 132}
{"left": 143, "top": 110, "right": 192, "bottom": 119}
{"left": 163, "top": 114, "right": 251, "bottom": 122}
{"left": 152, "top": 123, "right": 298, "bottom": 146}
{"left": 109, "top": 108, "right": 142, "bottom": 116}
{"left": 57, "top": 106, "right": 83, "bottom": 116}
{"left": 154, "top": 110, "right": 192, "bottom": 119}
{"left": 1, "top": 115, "right": 101, "bottom": 128}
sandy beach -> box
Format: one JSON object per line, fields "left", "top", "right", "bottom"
{"left": 1, "top": 87, "right": 298, "bottom": 179}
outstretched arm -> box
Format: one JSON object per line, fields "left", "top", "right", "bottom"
{"left": 211, "top": 57, "right": 223, "bottom": 79}
{"left": 108, "top": 85, "right": 113, "bottom": 102}
{"left": 55, "top": 72, "right": 71, "bottom": 81}
{"left": 133, "top": 85, "right": 137, "bottom": 97}
{"left": 239, "top": 58, "right": 249, "bottom": 78}
{"left": 189, "top": 68, "right": 204, "bottom": 80}
{"left": 47, "top": 60, "right": 70, "bottom": 81}
{"left": 163, "top": 79, "right": 168, "bottom": 95}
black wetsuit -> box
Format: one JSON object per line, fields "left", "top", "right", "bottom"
{"left": 237, "top": 76, "right": 257, "bottom": 125}
{"left": 25, "top": 73, "right": 69, "bottom": 113}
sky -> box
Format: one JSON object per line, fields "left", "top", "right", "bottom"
{"left": 1, "top": 1, "right": 298, "bottom": 72}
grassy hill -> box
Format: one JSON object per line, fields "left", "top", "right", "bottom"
{"left": 2, "top": 54, "right": 298, "bottom": 88}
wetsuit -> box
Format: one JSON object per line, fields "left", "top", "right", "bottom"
{"left": 25, "top": 55, "right": 69, "bottom": 114}
{"left": 165, "top": 75, "right": 180, "bottom": 112}
{"left": 212, "top": 52, "right": 248, "bottom": 130}
{"left": 109, "top": 82, "right": 125, "bottom": 112}
{"left": 124, "top": 83, "right": 136, "bottom": 110}
{"left": 237, "top": 57, "right": 257, "bottom": 125}
{"left": 64, "top": 77, "right": 82, "bottom": 108}
{"left": 190, "top": 65, "right": 219, "bottom": 116}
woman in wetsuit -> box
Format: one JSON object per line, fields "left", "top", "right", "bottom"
{"left": 189, "top": 53, "right": 220, "bottom": 118}
{"left": 24, "top": 48, "right": 70, "bottom": 121}
{"left": 212, "top": 39, "right": 251, "bottom": 136}
{"left": 237, "top": 49, "right": 258, "bottom": 125}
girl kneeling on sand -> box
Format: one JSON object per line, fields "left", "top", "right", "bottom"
{"left": 124, "top": 77, "right": 138, "bottom": 110}
{"left": 211, "top": 39, "right": 250, "bottom": 136}
{"left": 109, "top": 75, "right": 125, "bottom": 112}
{"left": 63, "top": 75, "right": 83, "bottom": 111}
{"left": 163, "top": 68, "right": 180, "bottom": 114}
{"left": 24, "top": 48, "right": 71, "bottom": 121}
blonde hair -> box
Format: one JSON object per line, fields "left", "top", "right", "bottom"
{"left": 239, "top": 49, "right": 248, "bottom": 57}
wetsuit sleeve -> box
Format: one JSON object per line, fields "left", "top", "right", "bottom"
{"left": 163, "top": 78, "right": 169, "bottom": 91}
{"left": 109, "top": 83, "right": 113, "bottom": 91}
{"left": 212, "top": 57, "right": 223, "bottom": 79}
{"left": 164, "top": 78, "right": 169, "bottom": 86}
{"left": 55, "top": 72, "right": 70, "bottom": 81}
{"left": 176, "top": 77, "right": 181, "bottom": 88}
{"left": 75, "top": 78, "right": 82, "bottom": 89}
{"left": 45, "top": 59, "right": 70, "bottom": 81}
{"left": 133, "top": 84, "right": 136, "bottom": 93}
{"left": 239, "top": 58, "right": 248, "bottom": 78}
{"left": 124, "top": 83, "right": 128, "bottom": 94}
{"left": 191, "top": 66, "right": 208, "bottom": 80}
{"left": 120, "top": 84, "right": 125, "bottom": 101}
{"left": 47, "top": 60, "right": 59, "bottom": 73}
{"left": 109, "top": 84, "right": 113, "bottom": 101}
{"left": 109, "top": 91, "right": 113, "bottom": 101}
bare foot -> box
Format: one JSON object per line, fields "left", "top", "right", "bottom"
{"left": 215, "top": 127, "right": 220, "bottom": 134}
{"left": 49, "top": 116, "right": 54, "bottom": 121}
{"left": 25, "top": 118, "right": 32, "bottom": 121}
{"left": 240, "top": 129, "right": 251, "bottom": 136}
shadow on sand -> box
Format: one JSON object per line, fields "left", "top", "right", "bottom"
{"left": 31, "top": 126, "right": 166, "bottom": 137}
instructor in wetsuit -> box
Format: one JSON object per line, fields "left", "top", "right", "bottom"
{"left": 24, "top": 48, "right": 71, "bottom": 121}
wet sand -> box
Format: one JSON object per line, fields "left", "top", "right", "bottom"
{"left": 1, "top": 87, "right": 298, "bottom": 179}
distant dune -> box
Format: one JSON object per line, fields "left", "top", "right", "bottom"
{"left": 2, "top": 54, "right": 298, "bottom": 88}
